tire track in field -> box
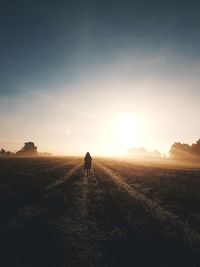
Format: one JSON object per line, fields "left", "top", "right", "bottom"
{"left": 0, "top": 162, "right": 104, "bottom": 267}
{"left": 1, "top": 163, "right": 83, "bottom": 236}
{"left": 61, "top": 168, "right": 104, "bottom": 267}
{"left": 0, "top": 167, "right": 100, "bottom": 267}
{"left": 80, "top": 173, "right": 89, "bottom": 218}
{"left": 46, "top": 162, "right": 82, "bottom": 190}
{"left": 95, "top": 162, "right": 200, "bottom": 245}
{"left": 13, "top": 159, "right": 81, "bottom": 188}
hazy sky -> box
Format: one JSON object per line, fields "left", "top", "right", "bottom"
{"left": 1, "top": 1, "right": 200, "bottom": 156}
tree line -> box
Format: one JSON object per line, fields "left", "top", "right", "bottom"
{"left": 169, "top": 139, "right": 200, "bottom": 161}
{"left": 1, "top": 139, "right": 200, "bottom": 161}
{"left": 0, "top": 142, "right": 38, "bottom": 157}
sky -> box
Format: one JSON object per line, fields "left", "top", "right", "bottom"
{"left": 1, "top": 0, "right": 200, "bottom": 156}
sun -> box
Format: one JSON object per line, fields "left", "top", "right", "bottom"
{"left": 111, "top": 115, "right": 143, "bottom": 154}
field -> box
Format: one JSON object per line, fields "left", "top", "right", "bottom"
{"left": 0, "top": 157, "right": 199, "bottom": 267}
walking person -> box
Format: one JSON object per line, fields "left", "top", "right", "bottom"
{"left": 84, "top": 152, "right": 92, "bottom": 176}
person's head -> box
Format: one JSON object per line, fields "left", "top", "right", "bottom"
{"left": 86, "top": 152, "right": 90, "bottom": 156}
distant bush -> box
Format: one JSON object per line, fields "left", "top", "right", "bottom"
{"left": 0, "top": 148, "right": 12, "bottom": 156}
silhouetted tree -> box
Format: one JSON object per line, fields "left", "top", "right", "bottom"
{"left": 16, "top": 142, "right": 38, "bottom": 156}
{"left": 191, "top": 139, "right": 200, "bottom": 156}
{"left": 0, "top": 149, "right": 6, "bottom": 155}
{"left": 169, "top": 139, "right": 200, "bottom": 161}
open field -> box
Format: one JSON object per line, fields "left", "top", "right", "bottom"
{"left": 0, "top": 157, "right": 199, "bottom": 266}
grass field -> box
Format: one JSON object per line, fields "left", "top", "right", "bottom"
{"left": 0, "top": 157, "right": 199, "bottom": 266}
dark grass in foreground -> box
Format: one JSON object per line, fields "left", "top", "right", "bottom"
{"left": 0, "top": 157, "right": 199, "bottom": 266}
{"left": 100, "top": 158, "right": 200, "bottom": 232}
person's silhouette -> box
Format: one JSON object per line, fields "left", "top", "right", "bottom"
{"left": 84, "top": 152, "right": 92, "bottom": 176}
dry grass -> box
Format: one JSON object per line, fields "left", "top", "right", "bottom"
{"left": 0, "top": 157, "right": 199, "bottom": 266}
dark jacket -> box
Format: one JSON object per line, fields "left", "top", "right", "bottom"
{"left": 84, "top": 153, "right": 92, "bottom": 169}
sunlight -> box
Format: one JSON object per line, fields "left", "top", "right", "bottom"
{"left": 111, "top": 115, "right": 143, "bottom": 154}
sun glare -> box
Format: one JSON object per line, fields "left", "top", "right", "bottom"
{"left": 111, "top": 115, "right": 143, "bottom": 154}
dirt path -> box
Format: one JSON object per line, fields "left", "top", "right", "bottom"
{"left": 60, "top": 168, "right": 104, "bottom": 267}
{"left": 80, "top": 173, "right": 89, "bottom": 218}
